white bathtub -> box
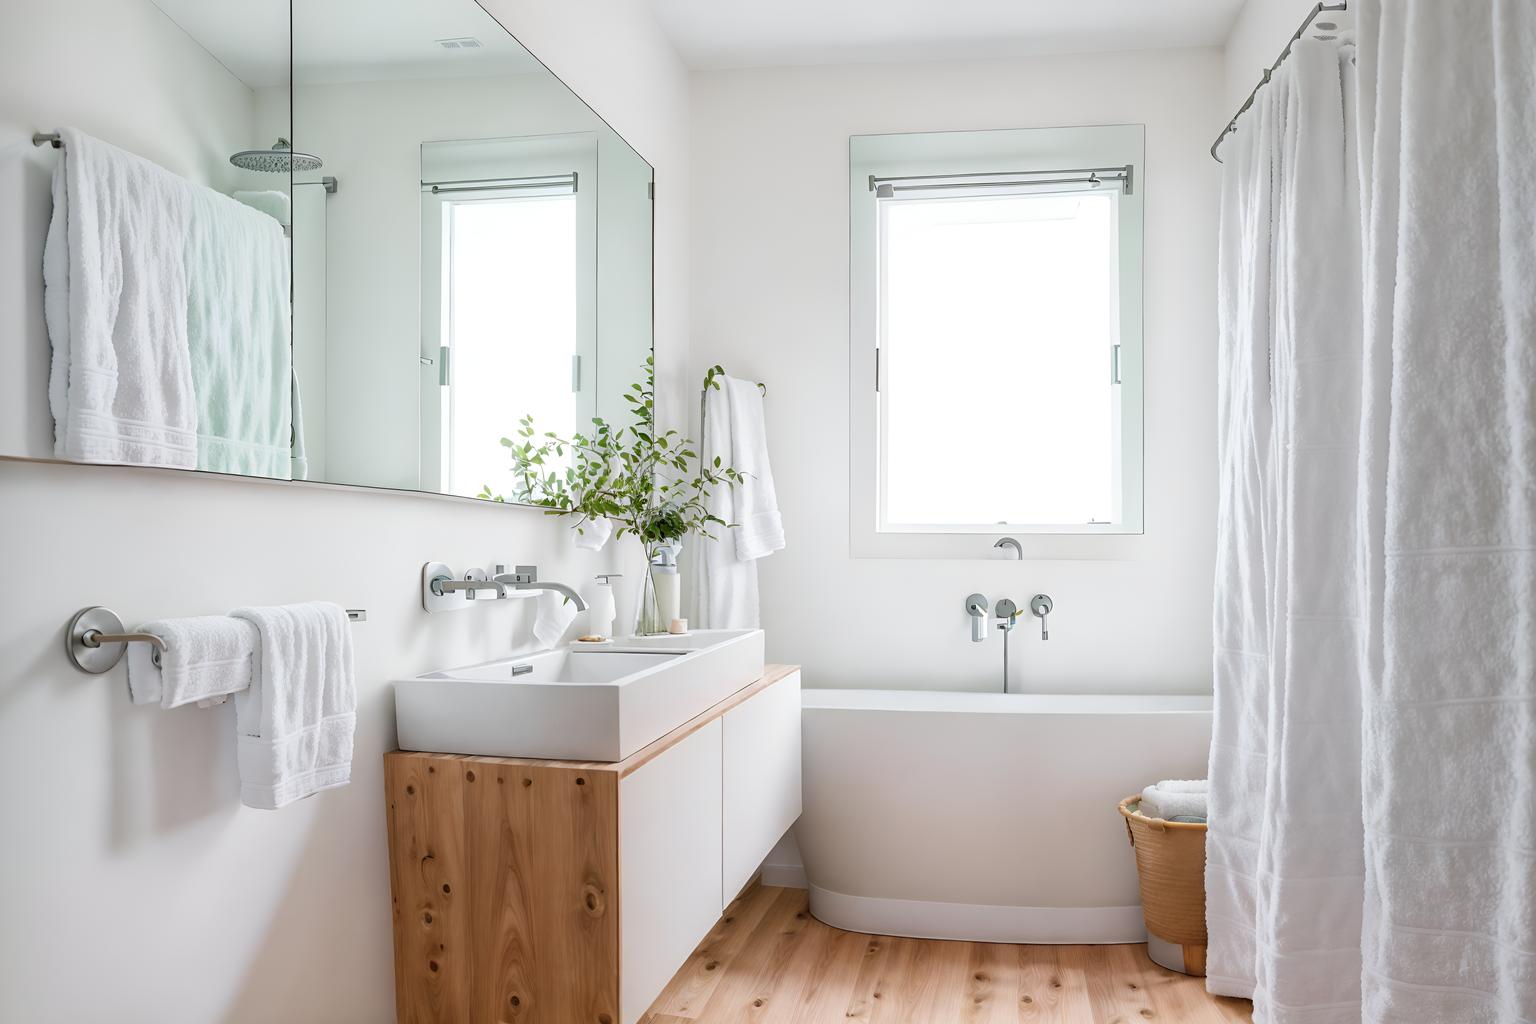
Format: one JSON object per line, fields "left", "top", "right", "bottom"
{"left": 796, "top": 688, "right": 1212, "bottom": 944}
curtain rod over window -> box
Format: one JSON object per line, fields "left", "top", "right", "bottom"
{"left": 868, "top": 165, "right": 1133, "bottom": 197}
{"left": 420, "top": 171, "right": 578, "bottom": 196}
{"left": 1211, "top": 1, "right": 1349, "bottom": 163}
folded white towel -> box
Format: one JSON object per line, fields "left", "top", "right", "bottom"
{"left": 232, "top": 189, "right": 291, "bottom": 227}
{"left": 45, "top": 128, "right": 199, "bottom": 468}
{"left": 725, "top": 376, "right": 785, "bottom": 561}
{"left": 125, "top": 615, "right": 258, "bottom": 709}
{"left": 532, "top": 589, "right": 579, "bottom": 649}
{"left": 1140, "top": 780, "right": 1209, "bottom": 821}
{"left": 230, "top": 603, "right": 355, "bottom": 810}
{"left": 572, "top": 517, "right": 613, "bottom": 551}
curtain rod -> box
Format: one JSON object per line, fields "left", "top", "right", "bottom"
{"left": 1210, "top": 2, "right": 1348, "bottom": 163}
{"left": 869, "top": 165, "right": 1133, "bottom": 197}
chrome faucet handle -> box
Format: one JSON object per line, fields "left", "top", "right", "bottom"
{"left": 430, "top": 576, "right": 508, "bottom": 601}
{"left": 995, "top": 598, "right": 1019, "bottom": 632}
{"left": 1030, "top": 594, "right": 1053, "bottom": 640}
{"left": 966, "top": 593, "right": 990, "bottom": 643}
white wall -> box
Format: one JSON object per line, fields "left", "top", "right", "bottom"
{"left": 0, "top": 0, "right": 690, "bottom": 1019}
{"left": 1223, "top": 0, "right": 1320, "bottom": 110}
{"left": 690, "top": 49, "right": 1225, "bottom": 693}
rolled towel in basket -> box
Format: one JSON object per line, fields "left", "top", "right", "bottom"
{"left": 1139, "top": 779, "right": 1209, "bottom": 821}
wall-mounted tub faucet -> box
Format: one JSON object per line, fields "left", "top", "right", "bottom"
{"left": 965, "top": 593, "right": 990, "bottom": 642}
{"left": 994, "top": 537, "right": 1023, "bottom": 560}
{"left": 994, "top": 598, "right": 1019, "bottom": 692}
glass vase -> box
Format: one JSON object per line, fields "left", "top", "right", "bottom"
{"left": 636, "top": 563, "right": 667, "bottom": 636}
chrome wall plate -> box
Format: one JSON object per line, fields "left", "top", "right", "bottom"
{"left": 422, "top": 562, "right": 471, "bottom": 613}
{"left": 67, "top": 606, "right": 128, "bottom": 674}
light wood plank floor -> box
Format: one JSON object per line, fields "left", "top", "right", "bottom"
{"left": 643, "top": 884, "right": 1253, "bottom": 1023}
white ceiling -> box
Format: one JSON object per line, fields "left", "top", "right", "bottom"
{"left": 647, "top": 0, "right": 1248, "bottom": 70}
{"left": 150, "top": 0, "right": 540, "bottom": 89}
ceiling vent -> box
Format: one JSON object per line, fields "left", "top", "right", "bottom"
{"left": 435, "top": 37, "right": 483, "bottom": 50}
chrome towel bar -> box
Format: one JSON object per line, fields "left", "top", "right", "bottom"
{"left": 66, "top": 606, "right": 367, "bottom": 674}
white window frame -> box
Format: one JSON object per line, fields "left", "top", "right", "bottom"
{"left": 849, "top": 125, "right": 1145, "bottom": 559}
{"left": 419, "top": 133, "right": 597, "bottom": 494}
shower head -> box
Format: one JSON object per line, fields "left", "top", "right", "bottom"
{"left": 230, "top": 138, "right": 323, "bottom": 174}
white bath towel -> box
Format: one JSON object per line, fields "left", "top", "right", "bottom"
{"left": 230, "top": 603, "right": 355, "bottom": 810}
{"left": 1139, "top": 782, "right": 1208, "bottom": 822}
{"left": 44, "top": 128, "right": 199, "bottom": 467}
{"left": 694, "top": 381, "right": 760, "bottom": 629}
{"left": 531, "top": 589, "right": 579, "bottom": 650}
{"left": 125, "top": 615, "right": 258, "bottom": 709}
{"left": 724, "top": 376, "right": 785, "bottom": 561}
{"left": 185, "top": 186, "right": 293, "bottom": 478}
{"left": 572, "top": 517, "right": 613, "bottom": 551}
{"left": 1356, "top": 3, "right": 1536, "bottom": 1020}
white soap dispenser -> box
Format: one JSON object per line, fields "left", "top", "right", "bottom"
{"left": 586, "top": 573, "right": 621, "bottom": 640}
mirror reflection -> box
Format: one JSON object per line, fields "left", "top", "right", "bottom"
{"left": 20, "top": 0, "right": 653, "bottom": 505}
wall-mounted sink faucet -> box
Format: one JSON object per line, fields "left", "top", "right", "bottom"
{"left": 994, "top": 537, "right": 1023, "bottom": 560}
{"left": 422, "top": 562, "right": 588, "bottom": 613}
{"left": 965, "top": 593, "right": 990, "bottom": 643}
{"left": 493, "top": 565, "right": 590, "bottom": 612}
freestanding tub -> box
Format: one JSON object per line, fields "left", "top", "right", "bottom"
{"left": 796, "top": 689, "right": 1212, "bottom": 944}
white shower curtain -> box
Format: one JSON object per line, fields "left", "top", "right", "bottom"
{"left": 1206, "top": 33, "right": 1366, "bottom": 1022}
{"left": 1355, "top": 2, "right": 1536, "bottom": 1021}
{"left": 1209, "top": 3, "right": 1536, "bottom": 1023}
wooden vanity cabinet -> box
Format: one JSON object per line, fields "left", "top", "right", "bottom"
{"left": 384, "top": 665, "right": 802, "bottom": 1024}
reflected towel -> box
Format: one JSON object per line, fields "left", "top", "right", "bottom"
{"left": 532, "top": 589, "right": 579, "bottom": 649}
{"left": 44, "top": 128, "right": 199, "bottom": 467}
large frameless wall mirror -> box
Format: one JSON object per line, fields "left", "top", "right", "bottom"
{"left": 10, "top": 0, "right": 653, "bottom": 505}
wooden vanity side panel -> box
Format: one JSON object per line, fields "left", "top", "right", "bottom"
{"left": 385, "top": 752, "right": 621, "bottom": 1024}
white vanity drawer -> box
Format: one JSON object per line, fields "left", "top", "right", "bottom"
{"left": 722, "top": 668, "right": 803, "bottom": 905}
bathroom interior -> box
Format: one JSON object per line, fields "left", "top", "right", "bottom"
{"left": 1, "top": 0, "right": 1530, "bottom": 1021}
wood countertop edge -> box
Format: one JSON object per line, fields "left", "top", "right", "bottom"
{"left": 388, "top": 663, "right": 801, "bottom": 778}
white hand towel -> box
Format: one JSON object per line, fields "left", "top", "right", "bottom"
{"left": 572, "top": 517, "right": 613, "bottom": 551}
{"left": 125, "top": 615, "right": 258, "bottom": 709}
{"left": 230, "top": 603, "right": 355, "bottom": 810}
{"left": 45, "top": 128, "right": 199, "bottom": 468}
{"left": 724, "top": 377, "right": 785, "bottom": 561}
{"left": 531, "top": 589, "right": 579, "bottom": 649}
{"left": 694, "top": 383, "right": 760, "bottom": 629}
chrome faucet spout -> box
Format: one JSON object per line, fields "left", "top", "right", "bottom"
{"left": 492, "top": 568, "right": 589, "bottom": 612}
{"left": 994, "top": 537, "right": 1023, "bottom": 560}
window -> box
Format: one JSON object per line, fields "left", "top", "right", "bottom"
{"left": 419, "top": 134, "right": 598, "bottom": 499}
{"left": 439, "top": 192, "right": 579, "bottom": 499}
{"left": 850, "top": 126, "right": 1144, "bottom": 556}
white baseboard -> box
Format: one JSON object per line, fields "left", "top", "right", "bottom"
{"left": 760, "top": 860, "right": 808, "bottom": 889}
{"left": 807, "top": 884, "right": 1147, "bottom": 945}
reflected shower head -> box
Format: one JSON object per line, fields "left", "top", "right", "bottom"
{"left": 230, "top": 138, "right": 323, "bottom": 174}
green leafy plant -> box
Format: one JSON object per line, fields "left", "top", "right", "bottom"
{"left": 479, "top": 357, "right": 744, "bottom": 546}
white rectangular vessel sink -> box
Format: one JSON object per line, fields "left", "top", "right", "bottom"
{"left": 395, "top": 629, "right": 765, "bottom": 762}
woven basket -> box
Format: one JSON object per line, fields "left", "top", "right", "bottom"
{"left": 1118, "top": 794, "right": 1208, "bottom": 976}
